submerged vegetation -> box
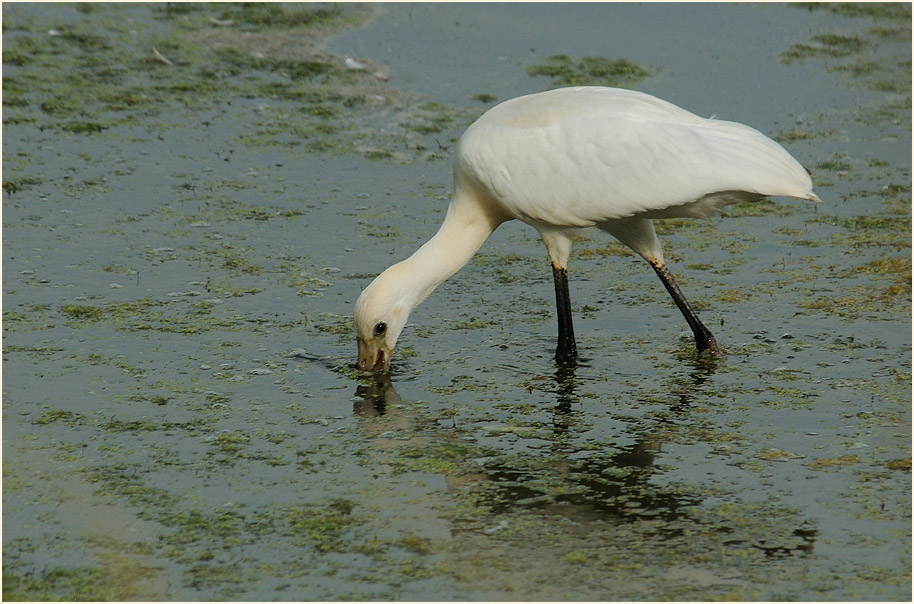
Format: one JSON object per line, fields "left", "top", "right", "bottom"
{"left": 796, "top": 2, "right": 912, "bottom": 22}
{"left": 781, "top": 3, "right": 912, "bottom": 101}
{"left": 527, "top": 54, "right": 656, "bottom": 88}
{"left": 1, "top": 2, "right": 471, "bottom": 164}
{"left": 781, "top": 34, "right": 868, "bottom": 63}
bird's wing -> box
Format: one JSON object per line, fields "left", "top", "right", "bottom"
{"left": 459, "top": 113, "right": 815, "bottom": 226}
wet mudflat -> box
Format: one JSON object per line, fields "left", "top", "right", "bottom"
{"left": 3, "top": 3, "right": 911, "bottom": 600}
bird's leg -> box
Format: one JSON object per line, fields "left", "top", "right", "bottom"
{"left": 552, "top": 264, "right": 578, "bottom": 363}
{"left": 648, "top": 259, "right": 719, "bottom": 356}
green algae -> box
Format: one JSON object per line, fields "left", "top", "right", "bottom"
{"left": 816, "top": 153, "right": 855, "bottom": 172}
{"left": 797, "top": 2, "right": 912, "bottom": 22}
{"left": 55, "top": 297, "right": 271, "bottom": 335}
{"left": 32, "top": 409, "right": 82, "bottom": 426}
{"left": 1, "top": 2, "right": 435, "bottom": 164}
{"left": 212, "top": 4, "right": 355, "bottom": 30}
{"left": 61, "top": 304, "right": 105, "bottom": 321}
{"left": 3, "top": 564, "right": 157, "bottom": 602}
{"left": 286, "top": 500, "right": 361, "bottom": 552}
{"left": 527, "top": 54, "right": 656, "bottom": 88}
{"left": 782, "top": 33, "right": 868, "bottom": 64}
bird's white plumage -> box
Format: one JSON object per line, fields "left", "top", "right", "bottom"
{"left": 355, "top": 86, "right": 819, "bottom": 371}
{"left": 456, "top": 87, "right": 818, "bottom": 227}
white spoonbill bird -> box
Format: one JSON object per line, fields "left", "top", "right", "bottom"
{"left": 355, "top": 86, "right": 819, "bottom": 371}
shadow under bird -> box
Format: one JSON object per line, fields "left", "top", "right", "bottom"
{"left": 354, "top": 86, "right": 820, "bottom": 371}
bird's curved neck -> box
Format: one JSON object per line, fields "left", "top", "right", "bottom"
{"left": 397, "top": 190, "right": 504, "bottom": 311}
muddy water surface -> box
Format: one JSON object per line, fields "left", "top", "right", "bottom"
{"left": 3, "top": 3, "right": 911, "bottom": 600}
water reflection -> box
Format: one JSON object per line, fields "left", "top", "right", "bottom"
{"left": 352, "top": 360, "right": 816, "bottom": 557}
{"left": 353, "top": 372, "right": 399, "bottom": 416}
{"left": 552, "top": 363, "right": 579, "bottom": 416}
{"left": 474, "top": 362, "right": 694, "bottom": 524}
{"left": 351, "top": 362, "right": 703, "bottom": 526}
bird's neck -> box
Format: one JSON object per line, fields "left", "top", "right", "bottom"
{"left": 396, "top": 190, "right": 505, "bottom": 312}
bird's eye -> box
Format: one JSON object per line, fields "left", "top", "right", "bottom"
{"left": 373, "top": 322, "right": 387, "bottom": 337}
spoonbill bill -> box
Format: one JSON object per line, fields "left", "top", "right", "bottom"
{"left": 355, "top": 86, "right": 819, "bottom": 371}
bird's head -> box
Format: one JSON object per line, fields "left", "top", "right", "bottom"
{"left": 354, "top": 267, "right": 412, "bottom": 372}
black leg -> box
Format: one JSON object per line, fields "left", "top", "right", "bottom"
{"left": 649, "top": 260, "right": 719, "bottom": 356}
{"left": 552, "top": 264, "right": 578, "bottom": 363}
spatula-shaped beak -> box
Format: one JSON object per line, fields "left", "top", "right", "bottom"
{"left": 357, "top": 338, "right": 392, "bottom": 372}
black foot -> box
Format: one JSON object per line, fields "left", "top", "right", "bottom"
{"left": 555, "top": 343, "right": 578, "bottom": 365}
{"left": 696, "top": 334, "right": 719, "bottom": 357}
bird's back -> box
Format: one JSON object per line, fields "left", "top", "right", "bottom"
{"left": 455, "top": 87, "right": 818, "bottom": 227}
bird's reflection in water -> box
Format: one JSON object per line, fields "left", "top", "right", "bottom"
{"left": 350, "top": 358, "right": 816, "bottom": 557}
{"left": 665, "top": 353, "right": 717, "bottom": 415}
{"left": 352, "top": 372, "right": 420, "bottom": 445}
{"left": 353, "top": 372, "right": 399, "bottom": 417}
{"left": 552, "top": 363, "right": 579, "bottom": 415}
{"left": 500, "top": 361, "right": 679, "bottom": 522}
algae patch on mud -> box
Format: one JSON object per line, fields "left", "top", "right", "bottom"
{"left": 3, "top": 563, "right": 159, "bottom": 602}
{"left": 1, "top": 2, "right": 466, "bottom": 167}
{"left": 527, "top": 54, "right": 657, "bottom": 89}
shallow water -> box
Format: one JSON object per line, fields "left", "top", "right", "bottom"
{"left": 3, "top": 3, "right": 911, "bottom": 600}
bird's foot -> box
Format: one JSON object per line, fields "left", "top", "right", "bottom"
{"left": 554, "top": 344, "right": 578, "bottom": 366}
{"left": 696, "top": 335, "right": 720, "bottom": 357}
